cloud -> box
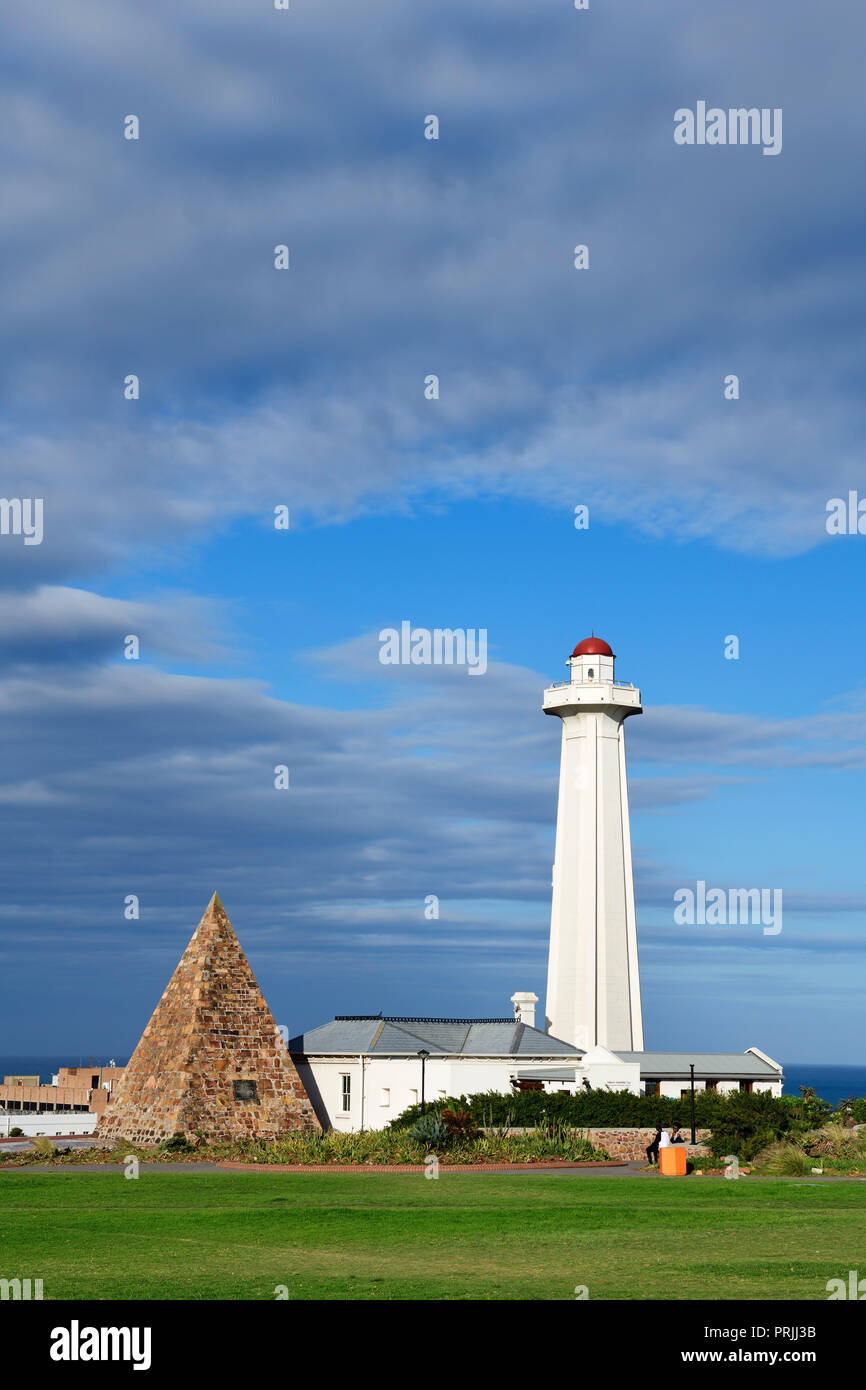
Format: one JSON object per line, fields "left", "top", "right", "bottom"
{"left": 3, "top": 2, "right": 865, "bottom": 1057}
{"left": 1, "top": 0, "right": 865, "bottom": 585}
{"left": 0, "top": 610, "right": 859, "bottom": 971}
{"left": 630, "top": 702, "right": 866, "bottom": 770}
{"left": 0, "top": 586, "right": 227, "bottom": 664}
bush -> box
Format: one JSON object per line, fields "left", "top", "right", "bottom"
{"left": 752, "top": 1123, "right": 866, "bottom": 1177}
{"left": 441, "top": 1107, "right": 479, "bottom": 1142}
{"left": 161, "top": 1133, "right": 195, "bottom": 1154}
{"left": 703, "top": 1093, "right": 794, "bottom": 1161}
{"left": 753, "top": 1142, "right": 813, "bottom": 1176}
{"left": 836, "top": 1095, "right": 866, "bottom": 1124}
{"left": 0, "top": 1123, "right": 610, "bottom": 1169}
{"left": 406, "top": 1113, "right": 451, "bottom": 1149}
{"left": 805, "top": 1123, "right": 854, "bottom": 1156}
{"left": 390, "top": 1085, "right": 839, "bottom": 1158}
{"left": 9, "top": 1127, "right": 23, "bottom": 1137}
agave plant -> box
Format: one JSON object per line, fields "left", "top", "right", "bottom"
{"left": 407, "top": 1112, "right": 450, "bottom": 1149}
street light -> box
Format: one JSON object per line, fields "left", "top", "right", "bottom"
{"left": 689, "top": 1063, "right": 697, "bottom": 1144}
{"left": 417, "top": 1050, "right": 430, "bottom": 1115}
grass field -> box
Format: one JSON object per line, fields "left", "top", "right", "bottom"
{"left": 2, "top": 1172, "right": 864, "bottom": 1300}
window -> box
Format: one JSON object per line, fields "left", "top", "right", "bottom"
{"left": 704, "top": 1079, "right": 717, "bottom": 1092}
{"left": 380, "top": 1088, "right": 390, "bottom": 1107}
{"left": 645, "top": 1080, "right": 661, "bottom": 1095}
{"left": 739, "top": 1080, "right": 753, "bottom": 1094}
{"left": 91, "top": 1075, "right": 99, "bottom": 1088}
{"left": 587, "top": 667, "right": 594, "bottom": 680}
{"left": 340, "top": 1074, "right": 351, "bottom": 1112}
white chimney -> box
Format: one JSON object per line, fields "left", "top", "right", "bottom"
{"left": 511, "top": 992, "right": 539, "bottom": 1029}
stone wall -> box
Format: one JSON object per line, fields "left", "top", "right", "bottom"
{"left": 480, "top": 1126, "right": 712, "bottom": 1160}
{"left": 583, "top": 1127, "right": 711, "bottom": 1161}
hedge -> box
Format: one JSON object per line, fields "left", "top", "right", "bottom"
{"left": 389, "top": 1088, "right": 837, "bottom": 1160}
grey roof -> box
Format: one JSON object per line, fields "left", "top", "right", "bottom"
{"left": 614, "top": 1051, "right": 782, "bottom": 1080}
{"left": 290, "top": 1016, "right": 583, "bottom": 1058}
{"left": 514, "top": 1068, "right": 579, "bottom": 1082}
{"left": 516, "top": 1027, "right": 580, "bottom": 1056}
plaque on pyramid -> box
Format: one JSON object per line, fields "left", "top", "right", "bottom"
{"left": 96, "top": 893, "right": 319, "bottom": 1144}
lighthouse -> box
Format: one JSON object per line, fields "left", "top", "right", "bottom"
{"left": 543, "top": 635, "right": 644, "bottom": 1052}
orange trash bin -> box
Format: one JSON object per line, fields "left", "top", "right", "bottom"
{"left": 659, "top": 1146, "right": 687, "bottom": 1176}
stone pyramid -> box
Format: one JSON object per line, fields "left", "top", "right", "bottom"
{"left": 97, "top": 893, "right": 319, "bottom": 1144}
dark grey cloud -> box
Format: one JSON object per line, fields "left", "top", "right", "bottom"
{"left": 1, "top": 0, "right": 865, "bottom": 588}
{"left": 3, "top": 3, "right": 865, "bottom": 1058}
{"left": 1, "top": 612, "right": 859, "bottom": 959}
{"left": 0, "top": 585, "right": 227, "bottom": 665}
{"left": 629, "top": 702, "right": 866, "bottom": 770}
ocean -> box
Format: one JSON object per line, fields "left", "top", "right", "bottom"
{"left": 2, "top": 1057, "right": 866, "bottom": 1105}
{"left": 0, "top": 1056, "right": 128, "bottom": 1083}
{"left": 778, "top": 1064, "right": 866, "bottom": 1107}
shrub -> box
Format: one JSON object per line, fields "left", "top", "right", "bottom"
{"left": 704, "top": 1093, "right": 793, "bottom": 1161}
{"left": 794, "top": 1088, "right": 834, "bottom": 1128}
{"left": 390, "top": 1085, "right": 838, "bottom": 1158}
{"left": 750, "top": 1122, "right": 866, "bottom": 1177}
{"left": 9, "top": 1127, "right": 23, "bottom": 1137}
{"left": 406, "top": 1113, "right": 451, "bottom": 1149}
{"left": 837, "top": 1095, "right": 866, "bottom": 1124}
{"left": 441, "top": 1107, "right": 479, "bottom": 1142}
{"left": 804, "top": 1123, "right": 854, "bottom": 1157}
{"left": 476, "top": 1105, "right": 516, "bottom": 1139}
{"left": 753, "top": 1142, "right": 812, "bottom": 1176}
{"left": 161, "top": 1133, "right": 194, "bottom": 1154}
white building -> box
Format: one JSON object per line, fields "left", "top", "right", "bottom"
{"left": 0, "top": 1112, "right": 97, "bottom": 1138}
{"left": 288, "top": 1006, "right": 782, "bottom": 1132}
{"left": 615, "top": 1048, "right": 784, "bottom": 1100}
{"left": 289, "top": 998, "right": 586, "bottom": 1133}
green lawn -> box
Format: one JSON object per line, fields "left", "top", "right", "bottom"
{"left": 2, "top": 1171, "right": 863, "bottom": 1300}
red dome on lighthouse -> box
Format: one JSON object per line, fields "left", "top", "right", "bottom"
{"left": 571, "top": 635, "right": 614, "bottom": 658}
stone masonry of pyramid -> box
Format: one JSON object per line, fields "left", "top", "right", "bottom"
{"left": 96, "top": 893, "right": 319, "bottom": 1144}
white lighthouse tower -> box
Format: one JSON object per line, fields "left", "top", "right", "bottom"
{"left": 543, "top": 635, "right": 644, "bottom": 1052}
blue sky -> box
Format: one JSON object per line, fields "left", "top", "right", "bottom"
{"left": 0, "top": 0, "right": 864, "bottom": 1066}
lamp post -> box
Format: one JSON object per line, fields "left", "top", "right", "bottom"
{"left": 689, "top": 1063, "right": 696, "bottom": 1144}
{"left": 417, "top": 1050, "right": 430, "bottom": 1115}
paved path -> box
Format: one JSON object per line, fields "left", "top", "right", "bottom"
{"left": 218, "top": 1159, "right": 632, "bottom": 1175}
{"left": 0, "top": 1161, "right": 225, "bottom": 1174}
{"left": 0, "top": 1138, "right": 94, "bottom": 1153}
{"left": 2, "top": 1158, "right": 865, "bottom": 1181}
{"left": 0, "top": 1160, "right": 639, "bottom": 1176}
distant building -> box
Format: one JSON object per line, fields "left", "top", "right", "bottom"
{"left": 0, "top": 1066, "right": 124, "bottom": 1137}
